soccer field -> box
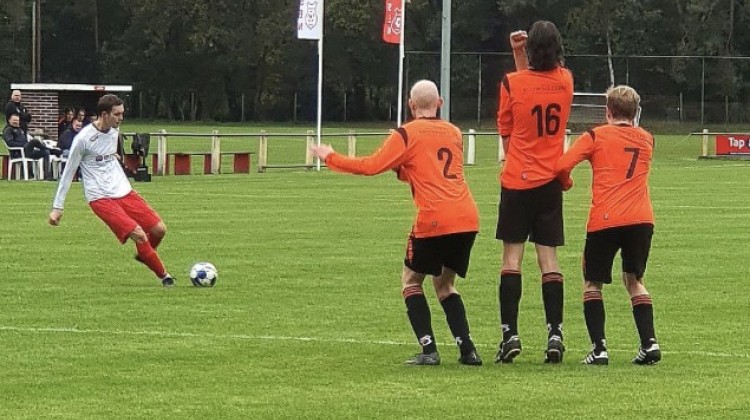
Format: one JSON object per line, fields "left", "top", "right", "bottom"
{"left": 1, "top": 129, "right": 748, "bottom": 418}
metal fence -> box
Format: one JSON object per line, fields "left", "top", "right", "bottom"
{"left": 122, "top": 53, "right": 750, "bottom": 125}
{"left": 405, "top": 52, "right": 750, "bottom": 127}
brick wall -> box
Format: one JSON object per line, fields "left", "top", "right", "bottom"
{"left": 23, "top": 91, "right": 59, "bottom": 141}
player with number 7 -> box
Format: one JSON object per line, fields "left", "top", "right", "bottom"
{"left": 555, "top": 85, "right": 660, "bottom": 366}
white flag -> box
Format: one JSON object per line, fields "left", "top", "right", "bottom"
{"left": 297, "top": 0, "right": 324, "bottom": 40}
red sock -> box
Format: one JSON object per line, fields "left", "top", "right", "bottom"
{"left": 136, "top": 241, "right": 167, "bottom": 279}
{"left": 148, "top": 233, "right": 163, "bottom": 249}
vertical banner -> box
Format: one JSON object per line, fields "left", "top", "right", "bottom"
{"left": 297, "top": 0, "right": 325, "bottom": 169}
{"left": 383, "top": 0, "right": 406, "bottom": 125}
{"left": 382, "top": 0, "right": 402, "bottom": 44}
{"left": 298, "top": 0, "right": 324, "bottom": 40}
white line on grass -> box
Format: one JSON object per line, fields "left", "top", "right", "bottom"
{"left": 0, "top": 325, "right": 746, "bottom": 359}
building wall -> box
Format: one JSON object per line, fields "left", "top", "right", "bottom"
{"left": 23, "top": 91, "right": 59, "bottom": 141}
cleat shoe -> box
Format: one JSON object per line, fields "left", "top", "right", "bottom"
{"left": 458, "top": 349, "right": 483, "bottom": 366}
{"left": 632, "top": 343, "right": 661, "bottom": 365}
{"left": 404, "top": 351, "right": 440, "bottom": 366}
{"left": 161, "top": 276, "right": 175, "bottom": 288}
{"left": 495, "top": 335, "right": 522, "bottom": 364}
{"left": 544, "top": 335, "right": 565, "bottom": 364}
{"left": 582, "top": 349, "right": 609, "bottom": 365}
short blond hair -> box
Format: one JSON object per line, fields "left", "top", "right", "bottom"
{"left": 606, "top": 85, "right": 640, "bottom": 120}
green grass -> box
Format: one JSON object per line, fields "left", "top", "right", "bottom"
{"left": 1, "top": 124, "right": 748, "bottom": 419}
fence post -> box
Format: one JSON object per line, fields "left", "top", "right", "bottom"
{"left": 157, "top": 129, "right": 167, "bottom": 175}
{"left": 564, "top": 129, "right": 572, "bottom": 153}
{"left": 497, "top": 134, "right": 505, "bottom": 163}
{"left": 466, "top": 129, "right": 476, "bottom": 165}
{"left": 258, "top": 130, "right": 268, "bottom": 172}
{"left": 347, "top": 130, "right": 357, "bottom": 157}
{"left": 702, "top": 128, "right": 709, "bottom": 157}
{"left": 211, "top": 130, "right": 221, "bottom": 174}
{"left": 241, "top": 93, "right": 245, "bottom": 122}
{"left": 305, "top": 130, "right": 314, "bottom": 167}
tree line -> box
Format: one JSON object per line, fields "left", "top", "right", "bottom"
{"left": 1, "top": 0, "right": 748, "bottom": 122}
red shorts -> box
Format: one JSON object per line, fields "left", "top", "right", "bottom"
{"left": 89, "top": 191, "right": 162, "bottom": 244}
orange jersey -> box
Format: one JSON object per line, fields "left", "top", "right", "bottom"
{"left": 325, "top": 118, "right": 479, "bottom": 238}
{"left": 555, "top": 124, "right": 655, "bottom": 232}
{"left": 497, "top": 67, "right": 574, "bottom": 190}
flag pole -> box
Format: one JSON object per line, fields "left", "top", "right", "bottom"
{"left": 316, "top": 37, "right": 323, "bottom": 171}
{"left": 396, "top": 0, "right": 405, "bottom": 126}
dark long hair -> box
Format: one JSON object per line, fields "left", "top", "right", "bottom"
{"left": 527, "top": 20, "right": 564, "bottom": 71}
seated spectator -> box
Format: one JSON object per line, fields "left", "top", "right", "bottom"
{"left": 57, "top": 118, "right": 82, "bottom": 158}
{"left": 3, "top": 113, "right": 62, "bottom": 180}
{"left": 58, "top": 108, "right": 74, "bottom": 137}
{"left": 77, "top": 108, "right": 92, "bottom": 126}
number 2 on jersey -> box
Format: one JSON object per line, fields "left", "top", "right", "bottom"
{"left": 531, "top": 103, "right": 561, "bottom": 137}
{"left": 437, "top": 148, "right": 458, "bottom": 179}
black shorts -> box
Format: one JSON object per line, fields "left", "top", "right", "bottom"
{"left": 496, "top": 179, "right": 564, "bottom": 246}
{"left": 583, "top": 223, "right": 654, "bottom": 284}
{"left": 404, "top": 232, "right": 477, "bottom": 278}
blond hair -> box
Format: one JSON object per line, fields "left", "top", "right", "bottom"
{"left": 606, "top": 85, "right": 640, "bottom": 121}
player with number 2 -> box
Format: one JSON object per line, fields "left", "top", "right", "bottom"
{"left": 310, "top": 80, "right": 482, "bottom": 367}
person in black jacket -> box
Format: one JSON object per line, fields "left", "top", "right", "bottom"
{"left": 57, "top": 118, "right": 82, "bottom": 157}
{"left": 2, "top": 113, "right": 60, "bottom": 180}
{"left": 58, "top": 108, "right": 74, "bottom": 137}
{"left": 4, "top": 90, "right": 32, "bottom": 134}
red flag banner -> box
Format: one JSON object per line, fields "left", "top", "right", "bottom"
{"left": 382, "top": 0, "right": 402, "bottom": 44}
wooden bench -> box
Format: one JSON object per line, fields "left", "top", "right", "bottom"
{"left": 125, "top": 152, "right": 254, "bottom": 175}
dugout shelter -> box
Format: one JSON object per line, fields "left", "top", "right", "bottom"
{"left": 8, "top": 83, "right": 132, "bottom": 141}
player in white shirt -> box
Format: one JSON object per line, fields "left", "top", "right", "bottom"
{"left": 48, "top": 94, "right": 175, "bottom": 287}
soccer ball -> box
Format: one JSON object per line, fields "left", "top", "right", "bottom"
{"left": 189, "top": 262, "right": 218, "bottom": 287}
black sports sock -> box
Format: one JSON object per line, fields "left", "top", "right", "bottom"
{"left": 499, "top": 271, "right": 522, "bottom": 342}
{"left": 440, "top": 293, "right": 475, "bottom": 355}
{"left": 403, "top": 285, "right": 437, "bottom": 354}
{"left": 632, "top": 294, "right": 656, "bottom": 347}
{"left": 583, "top": 290, "right": 606, "bottom": 352}
{"left": 542, "top": 272, "right": 564, "bottom": 339}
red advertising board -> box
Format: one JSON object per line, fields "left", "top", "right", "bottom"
{"left": 716, "top": 134, "right": 750, "bottom": 155}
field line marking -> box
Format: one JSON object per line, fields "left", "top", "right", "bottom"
{"left": 0, "top": 325, "right": 746, "bottom": 359}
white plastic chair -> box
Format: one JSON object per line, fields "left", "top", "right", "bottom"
{"left": 3, "top": 142, "right": 44, "bottom": 181}
{"left": 43, "top": 139, "right": 64, "bottom": 179}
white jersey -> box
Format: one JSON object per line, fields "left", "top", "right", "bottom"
{"left": 52, "top": 123, "right": 132, "bottom": 210}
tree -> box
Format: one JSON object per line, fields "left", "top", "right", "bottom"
{"left": 0, "top": 2, "right": 32, "bottom": 90}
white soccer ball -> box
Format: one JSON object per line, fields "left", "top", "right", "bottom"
{"left": 189, "top": 262, "right": 218, "bottom": 287}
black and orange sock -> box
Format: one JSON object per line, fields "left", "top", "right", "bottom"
{"left": 440, "top": 293, "right": 475, "bottom": 355}
{"left": 631, "top": 294, "right": 656, "bottom": 347}
{"left": 542, "top": 272, "right": 564, "bottom": 339}
{"left": 403, "top": 285, "right": 437, "bottom": 354}
{"left": 583, "top": 290, "right": 606, "bottom": 351}
{"left": 499, "top": 270, "right": 522, "bottom": 342}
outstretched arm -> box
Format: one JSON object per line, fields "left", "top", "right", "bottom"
{"left": 311, "top": 131, "right": 407, "bottom": 176}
